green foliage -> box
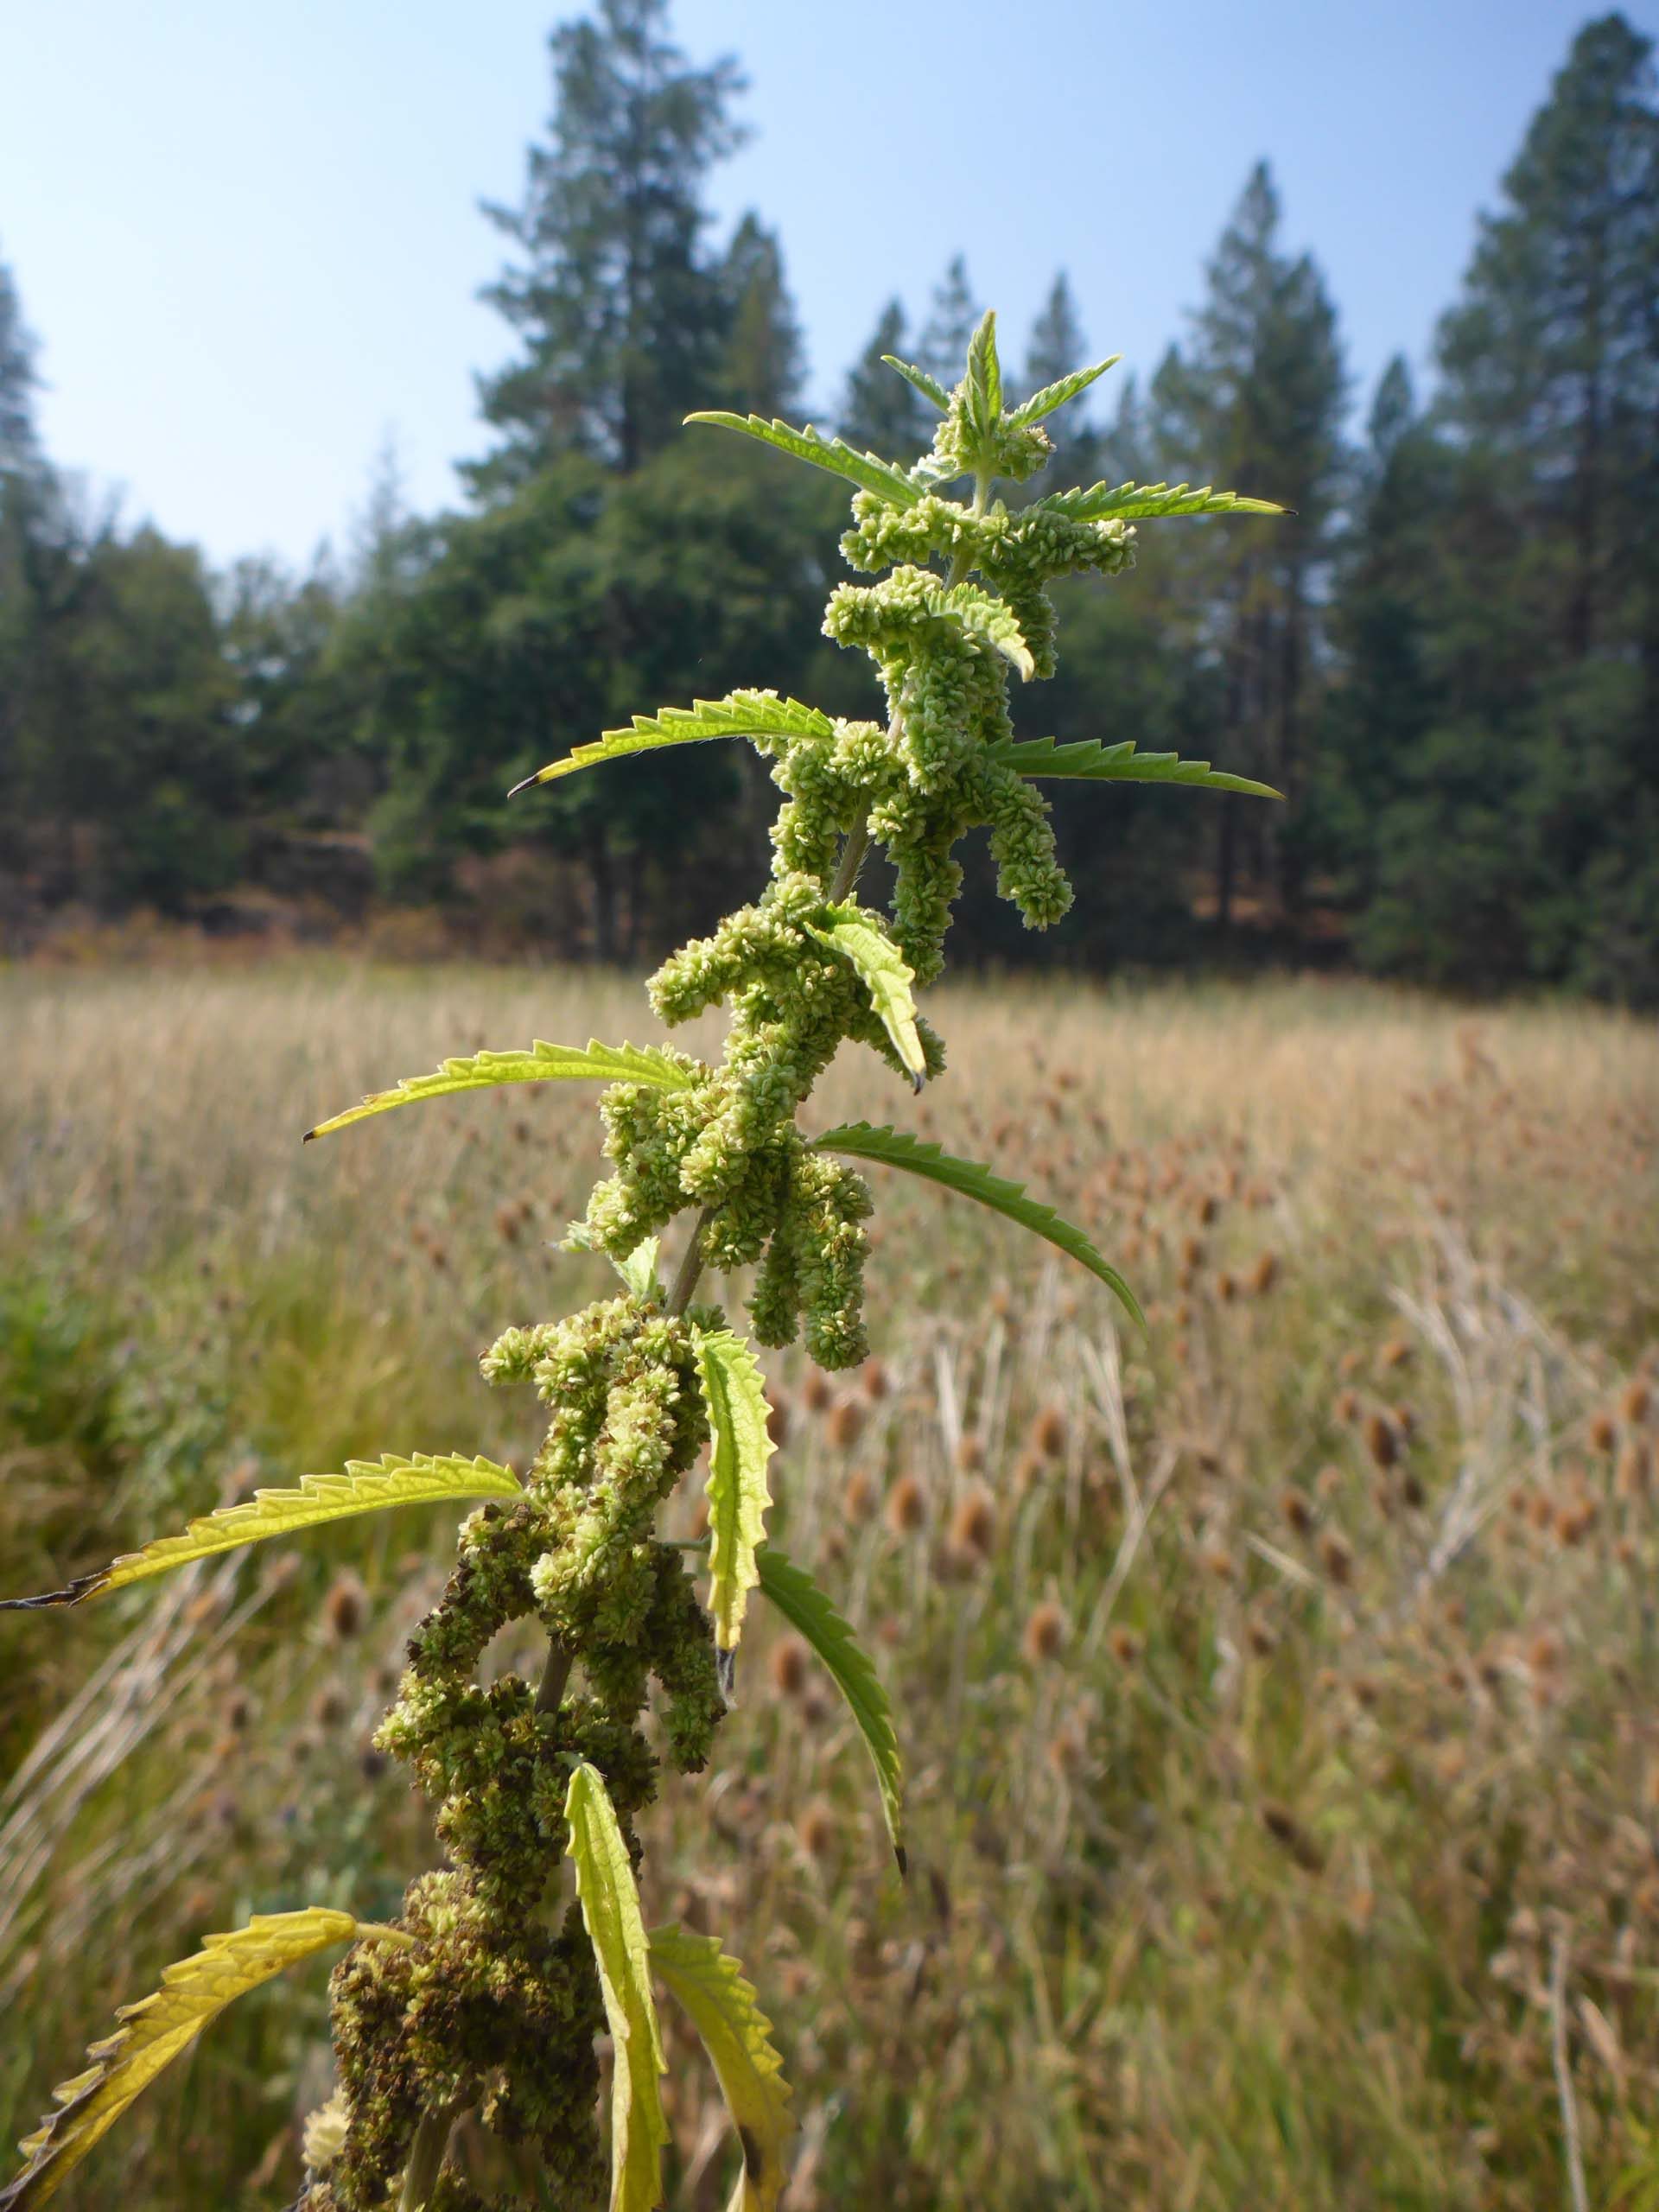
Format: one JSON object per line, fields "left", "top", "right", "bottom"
{"left": 693, "top": 1327, "right": 778, "bottom": 1656}
{"left": 755, "top": 1545, "right": 905, "bottom": 1870}
{"left": 564, "top": 1763, "right": 671, "bottom": 2212}
{"left": 304, "top": 1037, "right": 696, "bottom": 1140}
{"left": 0, "top": 1453, "right": 524, "bottom": 1610}
{"left": 683, "top": 410, "right": 924, "bottom": 506}
{"left": 0, "top": 1910, "right": 365, "bottom": 2210}
{"left": 1036, "top": 477, "right": 1284, "bottom": 521}
{"left": 994, "top": 734, "right": 1281, "bottom": 798}
{"left": 878, "top": 353, "right": 950, "bottom": 412}
{"left": 804, "top": 903, "right": 927, "bottom": 1090}
{"left": 814, "top": 1121, "right": 1144, "bottom": 1328}
{"left": 647, "top": 1924, "right": 793, "bottom": 2212}
{"left": 513, "top": 690, "right": 834, "bottom": 791}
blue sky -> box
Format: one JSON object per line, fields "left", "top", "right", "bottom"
{"left": 3, "top": 0, "right": 1651, "bottom": 570}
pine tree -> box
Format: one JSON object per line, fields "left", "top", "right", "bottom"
{"left": 1023, "top": 272, "right": 1087, "bottom": 398}
{"left": 1436, "top": 12, "right": 1659, "bottom": 664}
{"left": 917, "top": 255, "right": 982, "bottom": 387}
{"left": 470, "top": 0, "right": 747, "bottom": 486}
{"left": 1151, "top": 162, "right": 1346, "bottom": 922}
{"left": 1021, "top": 270, "right": 1098, "bottom": 487}
{"left": 718, "top": 212, "right": 804, "bottom": 417}
{"left": 838, "top": 298, "right": 934, "bottom": 460}
{"left": 0, "top": 243, "right": 40, "bottom": 474}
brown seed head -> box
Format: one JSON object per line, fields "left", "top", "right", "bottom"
{"left": 1032, "top": 1405, "right": 1067, "bottom": 1459}
{"left": 797, "top": 1800, "right": 836, "bottom": 1861}
{"left": 802, "top": 1369, "right": 832, "bottom": 1414}
{"left": 843, "top": 1465, "right": 876, "bottom": 1522}
{"left": 766, "top": 1395, "right": 791, "bottom": 1449}
{"left": 324, "top": 1573, "right": 368, "bottom": 1642}
{"left": 1022, "top": 1599, "right": 1067, "bottom": 1664}
{"left": 1107, "top": 1624, "right": 1143, "bottom": 1667}
{"left": 827, "top": 1397, "right": 866, "bottom": 1451}
{"left": 886, "top": 1473, "right": 926, "bottom": 1536}
{"left": 1363, "top": 1412, "right": 1397, "bottom": 1470}
{"left": 1589, "top": 1409, "right": 1618, "bottom": 1453}
{"left": 1622, "top": 1379, "right": 1652, "bottom": 1426}
{"left": 1317, "top": 1529, "right": 1354, "bottom": 1586}
{"left": 949, "top": 1484, "right": 997, "bottom": 1562}
{"left": 1280, "top": 1486, "right": 1315, "bottom": 1536}
{"left": 768, "top": 1635, "right": 810, "bottom": 1699}
{"left": 1248, "top": 1250, "right": 1279, "bottom": 1296}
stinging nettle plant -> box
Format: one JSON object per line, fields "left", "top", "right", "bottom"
{"left": 1, "top": 315, "right": 1279, "bottom": 2212}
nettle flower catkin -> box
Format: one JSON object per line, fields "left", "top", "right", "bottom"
{"left": 287, "top": 315, "right": 1278, "bottom": 2208}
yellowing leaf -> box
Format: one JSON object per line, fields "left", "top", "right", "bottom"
{"left": 303, "top": 1038, "right": 696, "bottom": 1141}
{"left": 565, "top": 1764, "right": 670, "bottom": 2212}
{"left": 648, "top": 1925, "right": 794, "bottom": 2212}
{"left": 755, "top": 1546, "right": 906, "bottom": 1872}
{"left": 0, "top": 1909, "right": 359, "bottom": 2209}
{"left": 807, "top": 904, "right": 926, "bottom": 1092}
{"left": 0, "top": 1453, "right": 523, "bottom": 1610}
{"left": 692, "top": 1330, "right": 778, "bottom": 1656}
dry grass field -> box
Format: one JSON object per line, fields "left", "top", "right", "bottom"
{"left": 2, "top": 957, "right": 1656, "bottom": 2210}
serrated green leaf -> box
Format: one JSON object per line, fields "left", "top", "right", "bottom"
{"left": 692, "top": 1330, "right": 778, "bottom": 1654}
{"left": 926, "top": 582, "right": 1033, "bottom": 679}
{"left": 648, "top": 1925, "right": 794, "bottom": 2212}
{"left": 510, "top": 692, "right": 833, "bottom": 794}
{"left": 0, "top": 1453, "right": 524, "bottom": 1611}
{"left": 304, "top": 1037, "right": 696, "bottom": 1140}
{"left": 755, "top": 1546, "right": 905, "bottom": 1871}
{"left": 814, "top": 1122, "right": 1143, "bottom": 1329}
{"left": 1007, "top": 353, "right": 1123, "bottom": 429}
{"left": 805, "top": 904, "right": 926, "bottom": 1090}
{"left": 565, "top": 1764, "right": 670, "bottom": 2212}
{"left": 683, "top": 412, "right": 923, "bottom": 508}
{"left": 1034, "top": 478, "right": 1285, "bottom": 524}
{"left": 963, "top": 309, "right": 1002, "bottom": 443}
{"left": 879, "top": 354, "right": 950, "bottom": 412}
{"left": 617, "top": 1236, "right": 664, "bottom": 1303}
{"left": 991, "top": 735, "right": 1281, "bottom": 801}
{"left": 0, "top": 1909, "right": 361, "bottom": 2209}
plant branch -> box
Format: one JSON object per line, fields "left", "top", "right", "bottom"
{"left": 667, "top": 1208, "right": 715, "bottom": 1317}
{"left": 400, "top": 2101, "right": 463, "bottom": 2212}
{"left": 536, "top": 1642, "right": 572, "bottom": 1714}
{"left": 829, "top": 813, "right": 870, "bottom": 902}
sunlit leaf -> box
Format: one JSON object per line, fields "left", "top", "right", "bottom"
{"left": 0, "top": 1909, "right": 361, "bottom": 2209}
{"left": 813, "top": 1121, "right": 1143, "bottom": 1328}
{"left": 879, "top": 354, "right": 950, "bottom": 411}
{"left": 963, "top": 309, "right": 1002, "bottom": 443}
{"left": 1034, "top": 478, "right": 1285, "bottom": 524}
{"left": 693, "top": 1330, "right": 778, "bottom": 1656}
{"left": 991, "top": 734, "right": 1281, "bottom": 800}
{"left": 754, "top": 1546, "right": 905, "bottom": 1871}
{"left": 926, "top": 582, "right": 1033, "bottom": 677}
{"left": 648, "top": 1925, "right": 794, "bottom": 2212}
{"left": 617, "top": 1236, "right": 664, "bottom": 1303}
{"left": 304, "top": 1038, "right": 696, "bottom": 1140}
{"left": 510, "top": 692, "right": 833, "bottom": 795}
{"left": 806, "top": 904, "right": 927, "bottom": 1090}
{"left": 1006, "top": 353, "right": 1123, "bottom": 429}
{"left": 565, "top": 1764, "right": 670, "bottom": 2212}
{"left": 0, "top": 1453, "right": 524, "bottom": 1611}
{"left": 683, "top": 412, "right": 923, "bottom": 507}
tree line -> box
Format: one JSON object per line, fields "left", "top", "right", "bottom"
{"left": 1, "top": 2, "right": 1654, "bottom": 1000}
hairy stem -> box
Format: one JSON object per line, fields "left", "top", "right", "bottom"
{"left": 666, "top": 1207, "right": 714, "bottom": 1317}
{"left": 399, "top": 2102, "right": 460, "bottom": 2212}
{"left": 829, "top": 813, "right": 870, "bottom": 902}
{"left": 535, "top": 1641, "right": 572, "bottom": 1714}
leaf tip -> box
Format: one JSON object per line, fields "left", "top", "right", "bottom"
{"left": 894, "top": 1844, "right": 909, "bottom": 1879}
{"left": 716, "top": 1646, "right": 737, "bottom": 1704}
{"left": 506, "top": 770, "right": 540, "bottom": 799}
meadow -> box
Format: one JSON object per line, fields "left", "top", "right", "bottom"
{"left": 2, "top": 957, "right": 1656, "bottom": 2211}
